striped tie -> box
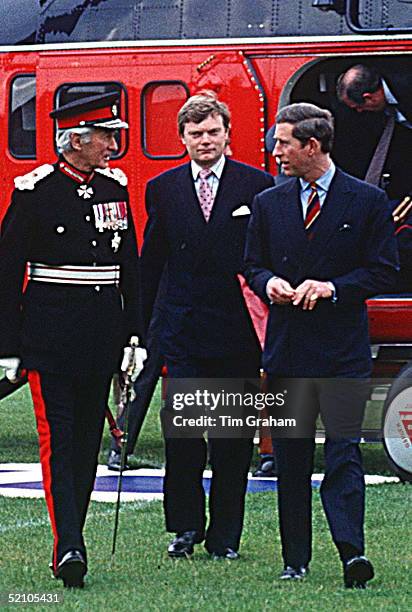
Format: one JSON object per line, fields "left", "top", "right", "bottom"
{"left": 305, "top": 182, "right": 321, "bottom": 231}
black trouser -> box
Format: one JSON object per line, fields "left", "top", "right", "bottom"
{"left": 162, "top": 354, "right": 259, "bottom": 555}
{"left": 268, "top": 377, "right": 369, "bottom": 568}
{"left": 29, "top": 370, "right": 112, "bottom": 569}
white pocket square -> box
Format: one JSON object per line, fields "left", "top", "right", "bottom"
{"left": 232, "top": 205, "right": 251, "bottom": 217}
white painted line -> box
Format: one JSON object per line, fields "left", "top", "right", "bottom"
{"left": 0, "top": 463, "right": 400, "bottom": 504}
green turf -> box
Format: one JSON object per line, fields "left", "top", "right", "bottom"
{"left": 0, "top": 487, "right": 410, "bottom": 611}
{"left": 1, "top": 376, "right": 411, "bottom": 610}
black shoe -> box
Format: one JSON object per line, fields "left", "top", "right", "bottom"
{"left": 210, "top": 548, "right": 240, "bottom": 560}
{"left": 167, "top": 531, "right": 197, "bottom": 558}
{"left": 55, "top": 550, "right": 87, "bottom": 588}
{"left": 252, "top": 455, "right": 277, "bottom": 478}
{"left": 343, "top": 556, "right": 374, "bottom": 589}
{"left": 107, "top": 450, "right": 129, "bottom": 471}
{"left": 279, "top": 565, "right": 309, "bottom": 580}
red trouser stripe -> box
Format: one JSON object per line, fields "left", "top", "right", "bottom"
{"left": 28, "top": 370, "right": 59, "bottom": 569}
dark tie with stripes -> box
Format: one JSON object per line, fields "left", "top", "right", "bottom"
{"left": 305, "top": 182, "right": 321, "bottom": 231}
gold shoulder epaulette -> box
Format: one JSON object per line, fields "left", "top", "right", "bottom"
{"left": 14, "top": 164, "right": 55, "bottom": 191}
{"left": 95, "top": 167, "right": 128, "bottom": 186}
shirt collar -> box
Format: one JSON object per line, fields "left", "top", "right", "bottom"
{"left": 191, "top": 155, "right": 226, "bottom": 181}
{"left": 382, "top": 79, "right": 398, "bottom": 106}
{"left": 58, "top": 156, "right": 94, "bottom": 184}
{"left": 299, "top": 161, "right": 336, "bottom": 193}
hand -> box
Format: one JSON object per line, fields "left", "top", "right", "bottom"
{"left": 0, "top": 357, "right": 21, "bottom": 383}
{"left": 121, "top": 345, "right": 148, "bottom": 382}
{"left": 131, "top": 347, "right": 148, "bottom": 382}
{"left": 292, "top": 279, "right": 333, "bottom": 311}
{"left": 266, "top": 276, "right": 295, "bottom": 305}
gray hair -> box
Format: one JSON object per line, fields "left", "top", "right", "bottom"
{"left": 276, "top": 103, "right": 334, "bottom": 153}
{"left": 56, "top": 127, "right": 94, "bottom": 153}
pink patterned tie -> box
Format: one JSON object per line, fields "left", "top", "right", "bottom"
{"left": 198, "top": 169, "right": 214, "bottom": 222}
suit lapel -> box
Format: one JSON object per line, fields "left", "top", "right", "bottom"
{"left": 279, "top": 179, "right": 308, "bottom": 263}
{"left": 174, "top": 163, "right": 208, "bottom": 239}
{"left": 299, "top": 169, "right": 355, "bottom": 273}
{"left": 207, "top": 158, "right": 238, "bottom": 229}
{"left": 193, "top": 159, "right": 241, "bottom": 267}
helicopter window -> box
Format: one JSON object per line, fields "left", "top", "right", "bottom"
{"left": 9, "top": 75, "right": 36, "bottom": 159}
{"left": 142, "top": 81, "right": 189, "bottom": 159}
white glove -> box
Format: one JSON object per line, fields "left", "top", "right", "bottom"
{"left": 131, "top": 347, "right": 148, "bottom": 382}
{"left": 0, "top": 357, "right": 21, "bottom": 383}
{"left": 121, "top": 346, "right": 147, "bottom": 382}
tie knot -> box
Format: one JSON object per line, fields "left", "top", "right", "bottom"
{"left": 199, "top": 168, "right": 212, "bottom": 180}
{"left": 310, "top": 181, "right": 318, "bottom": 191}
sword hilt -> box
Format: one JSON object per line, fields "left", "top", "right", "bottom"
{"left": 121, "top": 335, "right": 140, "bottom": 377}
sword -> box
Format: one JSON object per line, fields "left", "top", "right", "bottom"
{"left": 111, "top": 335, "right": 140, "bottom": 557}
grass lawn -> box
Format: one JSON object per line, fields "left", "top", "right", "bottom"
{"left": 0, "top": 487, "right": 410, "bottom": 611}
{"left": 0, "top": 378, "right": 411, "bottom": 610}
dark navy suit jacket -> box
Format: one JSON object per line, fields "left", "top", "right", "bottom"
{"left": 141, "top": 158, "right": 274, "bottom": 360}
{"left": 244, "top": 168, "right": 399, "bottom": 377}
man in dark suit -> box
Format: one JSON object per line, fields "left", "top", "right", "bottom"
{"left": 337, "top": 64, "right": 412, "bottom": 123}
{"left": 336, "top": 63, "right": 412, "bottom": 200}
{"left": 336, "top": 63, "right": 412, "bottom": 291}
{"left": 336, "top": 63, "right": 412, "bottom": 124}
{"left": 245, "top": 103, "right": 398, "bottom": 587}
{"left": 141, "top": 93, "right": 274, "bottom": 559}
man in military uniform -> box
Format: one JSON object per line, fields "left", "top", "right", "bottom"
{"left": 0, "top": 92, "right": 143, "bottom": 588}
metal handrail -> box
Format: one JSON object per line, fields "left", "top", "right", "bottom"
{"left": 345, "top": 0, "right": 412, "bottom": 34}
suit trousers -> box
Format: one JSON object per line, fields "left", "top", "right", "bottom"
{"left": 268, "top": 376, "right": 369, "bottom": 568}
{"left": 28, "top": 369, "right": 112, "bottom": 569}
{"left": 162, "top": 354, "right": 260, "bottom": 554}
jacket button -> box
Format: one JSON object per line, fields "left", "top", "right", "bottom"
{"left": 180, "top": 242, "right": 186, "bottom": 250}
{"left": 85, "top": 215, "right": 91, "bottom": 222}
{"left": 94, "top": 285, "right": 101, "bottom": 292}
{"left": 91, "top": 240, "right": 97, "bottom": 247}
{"left": 282, "top": 255, "right": 288, "bottom": 262}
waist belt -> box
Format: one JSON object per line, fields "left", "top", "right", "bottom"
{"left": 28, "top": 263, "right": 120, "bottom": 285}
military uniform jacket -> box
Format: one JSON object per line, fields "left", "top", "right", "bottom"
{"left": 141, "top": 158, "right": 274, "bottom": 360}
{"left": 0, "top": 159, "right": 140, "bottom": 375}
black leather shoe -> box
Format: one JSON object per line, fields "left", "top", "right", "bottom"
{"left": 343, "top": 556, "right": 374, "bottom": 589}
{"left": 252, "top": 455, "right": 277, "bottom": 478}
{"left": 210, "top": 548, "right": 240, "bottom": 560}
{"left": 107, "top": 450, "right": 129, "bottom": 471}
{"left": 167, "top": 531, "right": 197, "bottom": 558}
{"left": 55, "top": 550, "right": 87, "bottom": 588}
{"left": 279, "top": 565, "right": 309, "bottom": 580}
